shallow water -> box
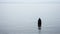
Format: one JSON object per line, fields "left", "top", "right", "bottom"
{"left": 0, "top": 3, "right": 60, "bottom": 34}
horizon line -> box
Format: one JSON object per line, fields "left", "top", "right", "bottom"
{"left": 0, "top": 2, "right": 60, "bottom": 4}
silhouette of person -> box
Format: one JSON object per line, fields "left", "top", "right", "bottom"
{"left": 38, "top": 18, "right": 41, "bottom": 30}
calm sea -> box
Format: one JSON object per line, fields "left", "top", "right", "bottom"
{"left": 0, "top": 2, "right": 60, "bottom": 34}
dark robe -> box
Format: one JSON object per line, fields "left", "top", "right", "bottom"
{"left": 38, "top": 18, "right": 41, "bottom": 27}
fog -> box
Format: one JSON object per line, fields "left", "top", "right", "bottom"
{"left": 0, "top": 0, "right": 60, "bottom": 2}
{"left": 0, "top": 2, "right": 60, "bottom": 34}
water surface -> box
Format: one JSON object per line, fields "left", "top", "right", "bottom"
{"left": 0, "top": 3, "right": 60, "bottom": 34}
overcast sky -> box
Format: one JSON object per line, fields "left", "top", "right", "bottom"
{"left": 0, "top": 0, "right": 60, "bottom": 2}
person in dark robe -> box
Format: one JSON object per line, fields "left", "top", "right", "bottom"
{"left": 38, "top": 18, "right": 41, "bottom": 30}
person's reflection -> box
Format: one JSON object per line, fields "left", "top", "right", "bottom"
{"left": 38, "top": 28, "right": 41, "bottom": 34}
{"left": 38, "top": 27, "right": 41, "bottom": 30}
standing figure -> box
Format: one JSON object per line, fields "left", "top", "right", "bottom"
{"left": 38, "top": 18, "right": 41, "bottom": 30}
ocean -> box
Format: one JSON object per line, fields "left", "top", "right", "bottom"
{"left": 0, "top": 3, "right": 60, "bottom": 34}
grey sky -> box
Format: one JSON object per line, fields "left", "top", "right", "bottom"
{"left": 0, "top": 0, "right": 60, "bottom": 2}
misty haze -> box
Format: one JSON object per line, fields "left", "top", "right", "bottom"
{"left": 0, "top": 0, "right": 60, "bottom": 34}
